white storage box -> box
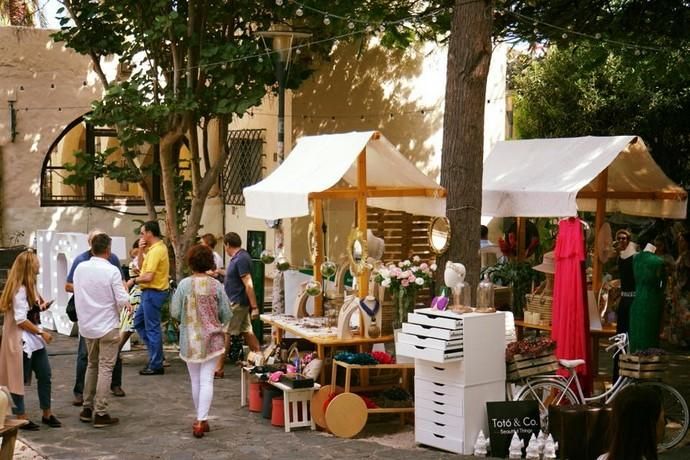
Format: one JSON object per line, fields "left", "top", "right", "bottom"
{"left": 402, "top": 322, "right": 463, "bottom": 340}
{"left": 396, "top": 342, "right": 463, "bottom": 363}
{"left": 415, "top": 425, "right": 464, "bottom": 454}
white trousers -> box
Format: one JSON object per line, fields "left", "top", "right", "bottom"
{"left": 186, "top": 358, "right": 216, "bottom": 421}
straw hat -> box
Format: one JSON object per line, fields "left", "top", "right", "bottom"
{"left": 532, "top": 251, "right": 555, "bottom": 274}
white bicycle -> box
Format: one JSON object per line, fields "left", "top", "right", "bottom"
{"left": 512, "top": 333, "right": 689, "bottom": 450}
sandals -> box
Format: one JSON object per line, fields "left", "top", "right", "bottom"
{"left": 214, "top": 370, "right": 224, "bottom": 379}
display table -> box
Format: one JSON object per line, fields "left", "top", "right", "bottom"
{"left": 514, "top": 320, "right": 616, "bottom": 377}
{"left": 0, "top": 419, "right": 28, "bottom": 460}
{"left": 260, "top": 314, "right": 393, "bottom": 384}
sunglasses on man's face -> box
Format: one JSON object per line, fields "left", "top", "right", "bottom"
{"left": 616, "top": 236, "right": 628, "bottom": 241}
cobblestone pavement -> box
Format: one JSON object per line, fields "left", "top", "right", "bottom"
{"left": 11, "top": 334, "right": 690, "bottom": 459}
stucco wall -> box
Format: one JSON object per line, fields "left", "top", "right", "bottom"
{"left": 0, "top": 27, "right": 284, "bottom": 269}
{"left": 290, "top": 40, "right": 508, "bottom": 264}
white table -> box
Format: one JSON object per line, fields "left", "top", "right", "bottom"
{"left": 268, "top": 380, "right": 321, "bottom": 432}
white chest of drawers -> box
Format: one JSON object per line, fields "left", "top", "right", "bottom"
{"left": 399, "top": 309, "right": 506, "bottom": 455}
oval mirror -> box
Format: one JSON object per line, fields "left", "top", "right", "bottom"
{"left": 307, "top": 221, "right": 317, "bottom": 264}
{"left": 347, "top": 228, "right": 368, "bottom": 275}
{"left": 428, "top": 216, "right": 451, "bottom": 255}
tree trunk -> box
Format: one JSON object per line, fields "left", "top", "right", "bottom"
{"left": 439, "top": 0, "right": 493, "bottom": 295}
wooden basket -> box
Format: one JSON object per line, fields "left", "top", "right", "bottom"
{"left": 506, "top": 351, "right": 559, "bottom": 381}
{"left": 619, "top": 354, "right": 668, "bottom": 380}
{"left": 525, "top": 293, "right": 553, "bottom": 324}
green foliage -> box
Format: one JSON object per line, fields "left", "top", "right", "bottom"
{"left": 481, "top": 260, "right": 542, "bottom": 315}
{"left": 512, "top": 42, "right": 690, "bottom": 187}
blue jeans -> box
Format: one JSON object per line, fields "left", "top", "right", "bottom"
{"left": 11, "top": 348, "right": 52, "bottom": 414}
{"left": 74, "top": 335, "right": 123, "bottom": 396}
{"left": 133, "top": 289, "right": 168, "bottom": 370}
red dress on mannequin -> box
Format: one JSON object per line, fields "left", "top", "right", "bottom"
{"left": 551, "top": 217, "right": 592, "bottom": 395}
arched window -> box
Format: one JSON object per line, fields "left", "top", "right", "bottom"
{"left": 41, "top": 115, "right": 163, "bottom": 206}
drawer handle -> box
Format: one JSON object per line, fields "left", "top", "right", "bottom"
{"left": 433, "top": 367, "right": 445, "bottom": 371}
{"left": 433, "top": 434, "right": 446, "bottom": 439}
{"left": 434, "top": 422, "right": 446, "bottom": 427}
{"left": 433, "top": 401, "right": 445, "bottom": 406}
{"left": 415, "top": 346, "right": 425, "bottom": 350}
{"left": 433, "top": 391, "right": 444, "bottom": 396}
{"left": 434, "top": 410, "right": 445, "bottom": 415}
{"left": 433, "top": 383, "right": 445, "bottom": 387}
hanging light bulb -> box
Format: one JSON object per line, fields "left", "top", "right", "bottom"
{"left": 379, "top": 23, "right": 386, "bottom": 32}
{"left": 275, "top": 0, "right": 283, "bottom": 5}
{"left": 296, "top": 7, "right": 304, "bottom": 16}
{"left": 348, "top": 21, "right": 355, "bottom": 29}
{"left": 431, "top": 15, "right": 438, "bottom": 23}
{"left": 323, "top": 15, "right": 331, "bottom": 25}
{"left": 258, "top": 56, "right": 263, "bottom": 62}
{"left": 595, "top": 33, "right": 602, "bottom": 39}
{"left": 365, "top": 25, "right": 373, "bottom": 33}
{"left": 295, "top": 48, "right": 301, "bottom": 55}
{"left": 562, "top": 33, "right": 568, "bottom": 39}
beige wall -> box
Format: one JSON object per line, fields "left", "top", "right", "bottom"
{"left": 290, "top": 40, "right": 508, "bottom": 266}
{"left": 0, "top": 26, "right": 281, "bottom": 262}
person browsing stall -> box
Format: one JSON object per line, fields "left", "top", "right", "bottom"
{"left": 215, "top": 232, "right": 260, "bottom": 378}
{"left": 66, "top": 229, "right": 126, "bottom": 405}
{"left": 73, "top": 233, "right": 131, "bottom": 428}
{"left": 127, "top": 220, "right": 169, "bottom": 375}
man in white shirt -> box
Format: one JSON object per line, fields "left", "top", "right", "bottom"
{"left": 73, "top": 233, "right": 131, "bottom": 428}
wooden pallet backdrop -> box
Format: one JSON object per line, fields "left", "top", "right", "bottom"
{"left": 368, "top": 207, "right": 434, "bottom": 333}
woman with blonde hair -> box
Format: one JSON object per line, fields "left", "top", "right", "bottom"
{"left": 0, "top": 250, "right": 61, "bottom": 430}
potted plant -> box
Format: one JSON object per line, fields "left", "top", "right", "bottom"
{"left": 480, "top": 260, "right": 541, "bottom": 318}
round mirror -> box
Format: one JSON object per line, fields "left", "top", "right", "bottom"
{"left": 347, "top": 228, "right": 368, "bottom": 275}
{"left": 428, "top": 216, "right": 451, "bottom": 255}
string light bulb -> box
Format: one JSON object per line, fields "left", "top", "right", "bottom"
{"left": 275, "top": 0, "right": 283, "bottom": 5}
{"left": 296, "top": 7, "right": 303, "bottom": 16}
{"left": 348, "top": 21, "right": 355, "bottom": 29}
{"left": 323, "top": 15, "right": 331, "bottom": 25}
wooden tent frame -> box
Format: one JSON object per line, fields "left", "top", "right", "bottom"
{"left": 515, "top": 168, "right": 687, "bottom": 294}
{"left": 307, "top": 133, "right": 447, "bottom": 316}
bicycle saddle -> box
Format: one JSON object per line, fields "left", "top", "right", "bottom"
{"left": 559, "top": 359, "right": 586, "bottom": 369}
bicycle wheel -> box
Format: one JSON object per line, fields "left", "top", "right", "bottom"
{"left": 637, "top": 382, "right": 690, "bottom": 450}
{"left": 515, "top": 379, "right": 580, "bottom": 432}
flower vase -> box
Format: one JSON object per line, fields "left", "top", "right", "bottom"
{"left": 392, "top": 289, "right": 415, "bottom": 330}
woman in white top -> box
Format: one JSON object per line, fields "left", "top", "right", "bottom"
{"left": 0, "top": 250, "right": 60, "bottom": 430}
{"left": 200, "top": 233, "right": 225, "bottom": 281}
{"left": 597, "top": 385, "right": 664, "bottom": 460}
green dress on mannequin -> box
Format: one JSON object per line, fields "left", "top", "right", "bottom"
{"left": 629, "top": 251, "right": 665, "bottom": 352}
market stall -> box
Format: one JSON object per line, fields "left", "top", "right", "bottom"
{"left": 244, "top": 130, "right": 446, "bottom": 313}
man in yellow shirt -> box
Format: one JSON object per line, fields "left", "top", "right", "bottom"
{"left": 127, "top": 221, "right": 169, "bottom": 375}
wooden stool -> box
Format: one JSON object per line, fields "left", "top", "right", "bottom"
{"left": 269, "top": 381, "right": 321, "bottom": 433}
{"left": 1, "top": 419, "right": 28, "bottom": 460}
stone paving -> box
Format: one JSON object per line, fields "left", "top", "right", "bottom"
{"left": 10, "top": 334, "right": 690, "bottom": 459}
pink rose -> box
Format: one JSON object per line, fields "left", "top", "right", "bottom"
{"left": 401, "top": 279, "right": 410, "bottom": 287}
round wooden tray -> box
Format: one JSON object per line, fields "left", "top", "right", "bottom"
{"left": 324, "top": 392, "right": 368, "bottom": 438}
{"left": 311, "top": 385, "right": 343, "bottom": 429}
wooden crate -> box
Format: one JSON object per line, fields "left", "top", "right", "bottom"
{"left": 619, "top": 354, "right": 668, "bottom": 380}
{"left": 506, "top": 351, "right": 559, "bottom": 381}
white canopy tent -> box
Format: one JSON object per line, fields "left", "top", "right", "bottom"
{"left": 244, "top": 131, "right": 446, "bottom": 220}
{"left": 481, "top": 135, "right": 687, "bottom": 292}
{"left": 482, "top": 135, "right": 687, "bottom": 219}
{"left": 244, "top": 130, "right": 446, "bottom": 315}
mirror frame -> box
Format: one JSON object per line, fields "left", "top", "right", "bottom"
{"left": 347, "top": 227, "right": 368, "bottom": 275}
{"left": 307, "top": 220, "right": 317, "bottom": 264}
{"left": 428, "top": 216, "right": 451, "bottom": 255}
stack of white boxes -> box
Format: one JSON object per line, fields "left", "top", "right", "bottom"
{"left": 396, "top": 308, "right": 506, "bottom": 455}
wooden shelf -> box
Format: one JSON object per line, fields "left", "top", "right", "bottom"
{"left": 368, "top": 407, "right": 415, "bottom": 414}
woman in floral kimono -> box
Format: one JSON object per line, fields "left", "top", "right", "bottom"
{"left": 170, "top": 244, "right": 231, "bottom": 438}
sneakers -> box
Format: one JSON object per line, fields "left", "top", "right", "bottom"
{"left": 111, "top": 386, "right": 126, "bottom": 397}
{"left": 139, "top": 367, "right": 164, "bottom": 376}
{"left": 72, "top": 394, "right": 84, "bottom": 407}
{"left": 79, "top": 407, "right": 93, "bottom": 423}
{"left": 19, "top": 420, "right": 40, "bottom": 431}
{"left": 41, "top": 415, "right": 62, "bottom": 428}
{"left": 93, "top": 413, "right": 119, "bottom": 428}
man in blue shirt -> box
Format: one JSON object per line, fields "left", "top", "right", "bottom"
{"left": 66, "top": 230, "right": 126, "bottom": 405}
{"left": 215, "top": 232, "right": 260, "bottom": 378}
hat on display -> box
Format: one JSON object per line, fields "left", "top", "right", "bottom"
{"left": 532, "top": 251, "right": 555, "bottom": 274}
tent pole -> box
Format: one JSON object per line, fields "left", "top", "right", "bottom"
{"left": 357, "top": 148, "right": 369, "bottom": 298}
{"left": 313, "top": 198, "right": 324, "bottom": 316}
{"left": 592, "top": 169, "right": 608, "bottom": 296}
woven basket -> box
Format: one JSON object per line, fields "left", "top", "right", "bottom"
{"left": 619, "top": 354, "right": 668, "bottom": 380}
{"left": 525, "top": 293, "right": 553, "bottom": 324}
